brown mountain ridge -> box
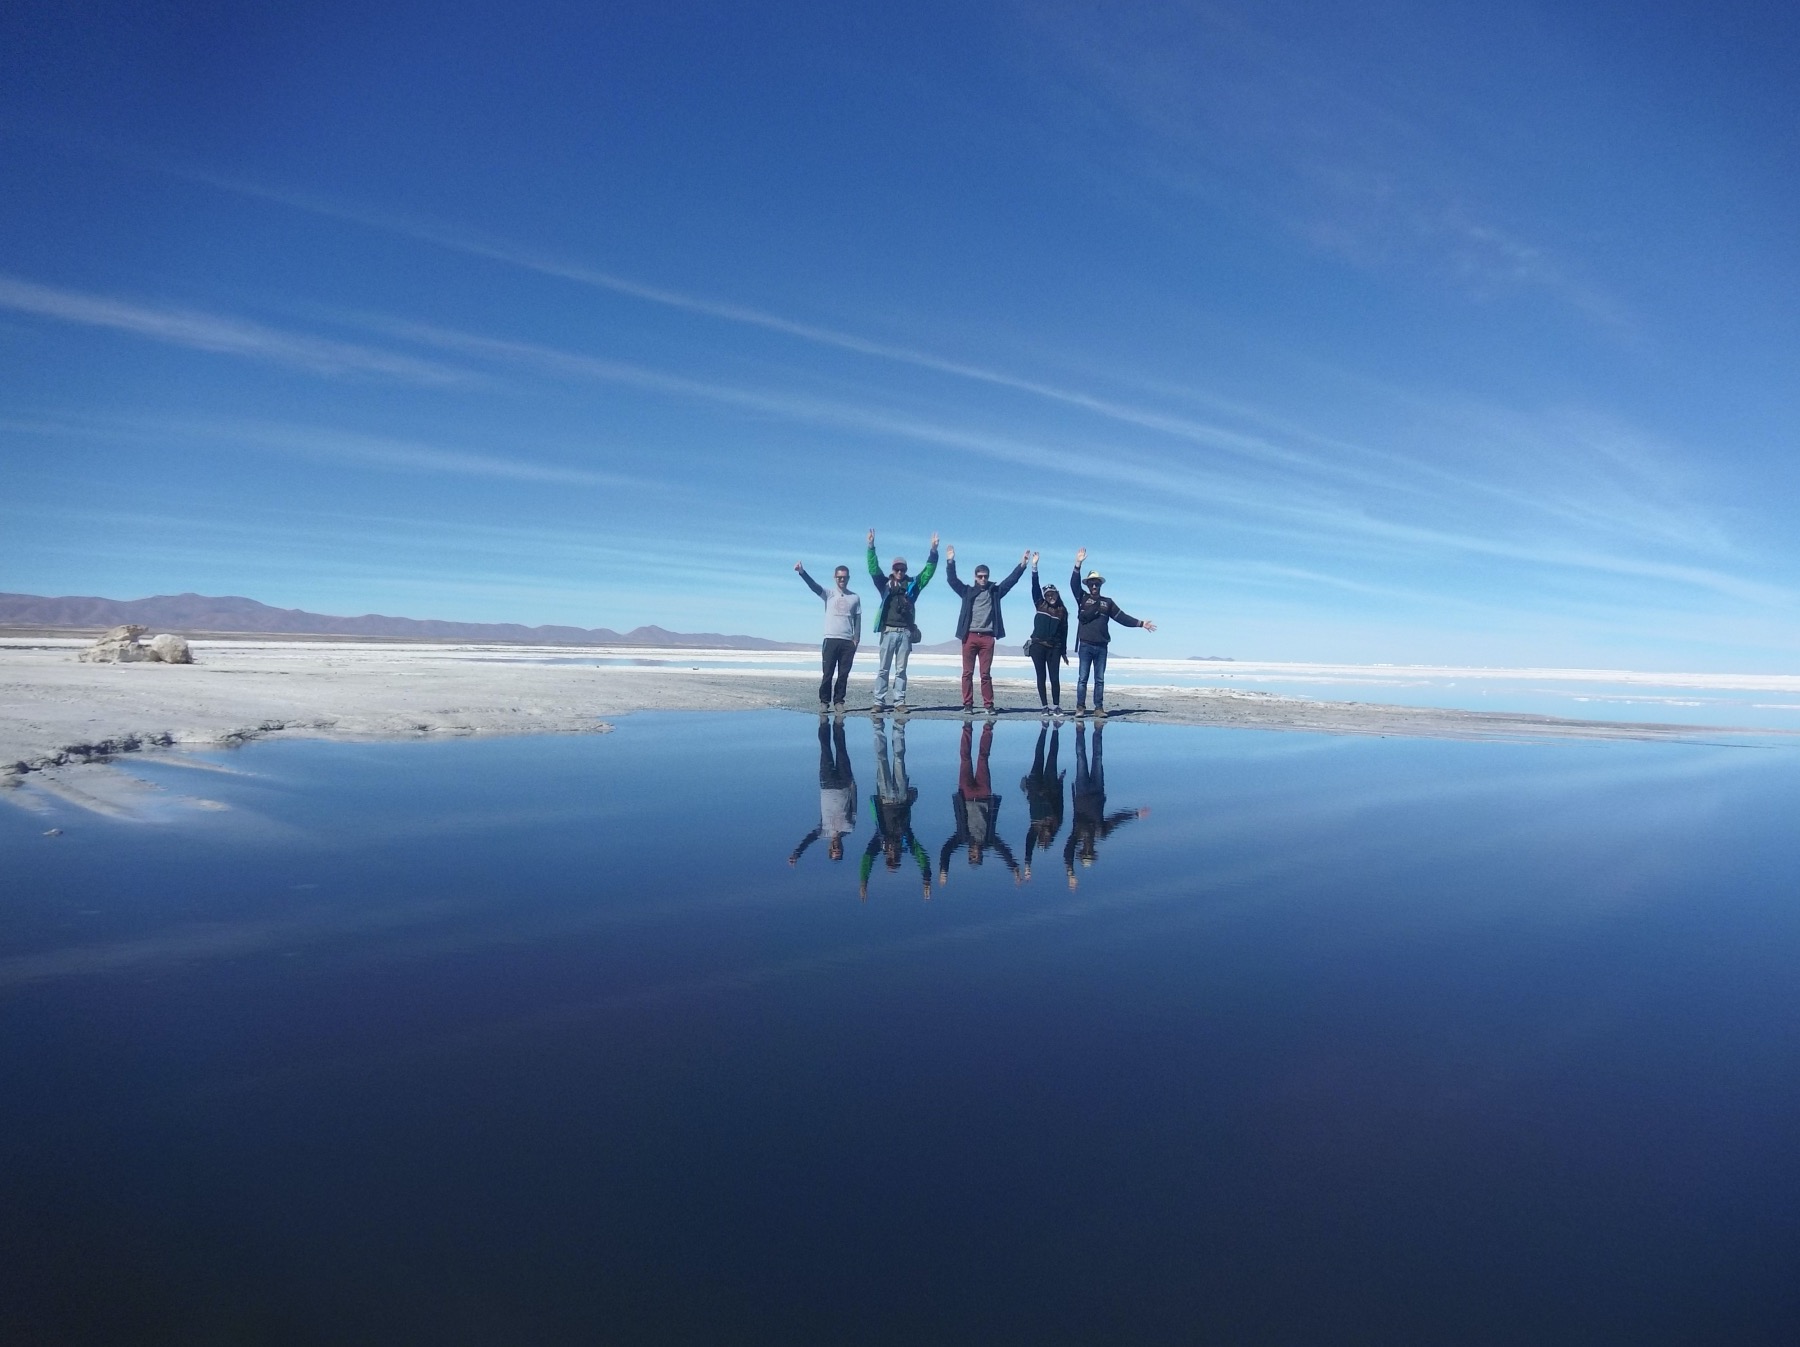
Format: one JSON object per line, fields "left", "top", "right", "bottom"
{"left": 0, "top": 592, "right": 811, "bottom": 650}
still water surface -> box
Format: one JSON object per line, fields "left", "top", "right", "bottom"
{"left": 4, "top": 712, "right": 1799, "bottom": 1343}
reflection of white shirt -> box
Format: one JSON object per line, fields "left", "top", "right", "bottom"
{"left": 821, "top": 785, "right": 856, "bottom": 835}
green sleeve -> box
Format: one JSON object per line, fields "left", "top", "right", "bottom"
{"left": 860, "top": 850, "right": 874, "bottom": 886}
{"left": 910, "top": 839, "right": 930, "bottom": 878}
{"left": 867, "top": 544, "right": 882, "bottom": 581}
{"left": 915, "top": 551, "right": 939, "bottom": 592}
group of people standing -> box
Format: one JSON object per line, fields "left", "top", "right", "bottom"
{"left": 790, "top": 716, "right": 1147, "bottom": 900}
{"left": 796, "top": 532, "right": 1156, "bottom": 718}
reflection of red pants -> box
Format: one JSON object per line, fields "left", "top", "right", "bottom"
{"left": 959, "top": 721, "right": 993, "bottom": 797}
{"left": 961, "top": 633, "right": 996, "bottom": 707}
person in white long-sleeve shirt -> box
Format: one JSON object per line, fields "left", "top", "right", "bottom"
{"left": 795, "top": 560, "right": 862, "bottom": 711}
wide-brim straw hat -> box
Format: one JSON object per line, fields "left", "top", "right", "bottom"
{"left": 1085, "top": 570, "right": 1105, "bottom": 583}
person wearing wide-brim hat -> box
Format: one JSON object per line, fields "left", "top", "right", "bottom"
{"left": 1069, "top": 547, "right": 1156, "bottom": 716}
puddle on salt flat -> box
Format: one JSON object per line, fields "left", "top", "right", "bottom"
{"left": 4, "top": 711, "right": 1800, "bottom": 1344}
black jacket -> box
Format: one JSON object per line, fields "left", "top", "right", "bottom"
{"left": 946, "top": 559, "right": 1026, "bottom": 641}
{"left": 1027, "top": 571, "right": 1070, "bottom": 663}
{"left": 1072, "top": 568, "right": 1143, "bottom": 646}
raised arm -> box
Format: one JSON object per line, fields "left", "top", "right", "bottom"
{"left": 795, "top": 563, "right": 826, "bottom": 600}
{"left": 995, "top": 554, "right": 1028, "bottom": 596}
{"left": 944, "top": 554, "right": 968, "bottom": 596}
{"left": 866, "top": 529, "right": 883, "bottom": 586}
{"left": 912, "top": 533, "right": 940, "bottom": 594}
{"left": 1031, "top": 560, "right": 1044, "bottom": 607}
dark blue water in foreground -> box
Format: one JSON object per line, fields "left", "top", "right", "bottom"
{"left": 4, "top": 712, "right": 1799, "bottom": 1345}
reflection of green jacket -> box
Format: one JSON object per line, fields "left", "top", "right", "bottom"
{"left": 868, "top": 545, "right": 939, "bottom": 633}
{"left": 861, "top": 793, "right": 931, "bottom": 886}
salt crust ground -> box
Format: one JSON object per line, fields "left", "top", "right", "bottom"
{"left": 1, "top": 634, "right": 1761, "bottom": 784}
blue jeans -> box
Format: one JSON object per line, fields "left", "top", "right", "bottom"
{"left": 875, "top": 628, "right": 913, "bottom": 705}
{"left": 1076, "top": 641, "right": 1109, "bottom": 708}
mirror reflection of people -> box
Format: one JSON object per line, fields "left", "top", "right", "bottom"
{"left": 1063, "top": 721, "right": 1148, "bottom": 889}
{"left": 939, "top": 720, "right": 1022, "bottom": 886}
{"left": 794, "top": 558, "right": 862, "bottom": 713}
{"left": 1025, "top": 552, "right": 1070, "bottom": 717}
{"left": 944, "top": 544, "right": 1028, "bottom": 715}
{"left": 867, "top": 529, "right": 939, "bottom": 716}
{"left": 1020, "top": 721, "right": 1065, "bottom": 882}
{"left": 1070, "top": 548, "right": 1156, "bottom": 718}
{"left": 861, "top": 717, "right": 932, "bottom": 900}
{"left": 790, "top": 718, "right": 857, "bottom": 866}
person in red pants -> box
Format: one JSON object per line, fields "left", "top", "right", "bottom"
{"left": 943, "top": 544, "right": 1027, "bottom": 714}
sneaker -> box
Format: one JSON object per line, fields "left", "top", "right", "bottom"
{"left": 832, "top": 701, "right": 847, "bottom": 714}
{"left": 984, "top": 704, "right": 997, "bottom": 716}
{"left": 1073, "top": 706, "right": 1087, "bottom": 717}
{"left": 961, "top": 702, "right": 975, "bottom": 713}
{"left": 893, "top": 703, "right": 910, "bottom": 718}
{"left": 1094, "top": 706, "right": 1107, "bottom": 718}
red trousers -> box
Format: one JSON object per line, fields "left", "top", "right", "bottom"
{"left": 961, "top": 632, "right": 996, "bottom": 708}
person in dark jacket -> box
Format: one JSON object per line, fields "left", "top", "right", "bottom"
{"left": 1020, "top": 721, "right": 1065, "bottom": 880}
{"left": 938, "top": 720, "right": 1022, "bottom": 885}
{"left": 1069, "top": 548, "right": 1156, "bottom": 716}
{"left": 1063, "top": 721, "right": 1148, "bottom": 888}
{"left": 944, "top": 544, "right": 1028, "bottom": 714}
{"left": 1025, "top": 552, "right": 1070, "bottom": 714}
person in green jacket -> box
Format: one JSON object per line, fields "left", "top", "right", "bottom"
{"left": 867, "top": 528, "right": 939, "bottom": 714}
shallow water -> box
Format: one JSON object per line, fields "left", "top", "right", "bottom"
{"left": 4, "top": 713, "right": 1799, "bottom": 1343}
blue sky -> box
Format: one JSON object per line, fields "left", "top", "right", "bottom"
{"left": 3, "top": 0, "right": 1798, "bottom": 667}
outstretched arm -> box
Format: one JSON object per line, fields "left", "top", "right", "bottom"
{"left": 1098, "top": 807, "right": 1149, "bottom": 839}
{"left": 796, "top": 563, "right": 826, "bottom": 599}
{"left": 866, "top": 530, "right": 883, "bottom": 586}
{"left": 1031, "top": 562, "right": 1044, "bottom": 607}
{"left": 790, "top": 827, "right": 823, "bottom": 864}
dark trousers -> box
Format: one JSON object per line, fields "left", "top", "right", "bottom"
{"left": 819, "top": 717, "right": 853, "bottom": 789}
{"left": 819, "top": 637, "right": 856, "bottom": 704}
{"left": 1076, "top": 641, "right": 1109, "bottom": 708}
{"left": 1030, "top": 649, "right": 1061, "bottom": 706}
{"left": 960, "top": 632, "right": 997, "bottom": 707}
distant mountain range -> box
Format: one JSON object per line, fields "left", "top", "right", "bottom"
{"left": 0, "top": 592, "right": 812, "bottom": 650}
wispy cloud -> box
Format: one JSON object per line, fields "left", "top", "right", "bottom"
{"left": 1, "top": 409, "right": 650, "bottom": 491}
{"left": 1017, "top": 2, "right": 1636, "bottom": 334}
{"left": 0, "top": 273, "right": 476, "bottom": 386}
{"left": 336, "top": 314, "right": 1784, "bottom": 603}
